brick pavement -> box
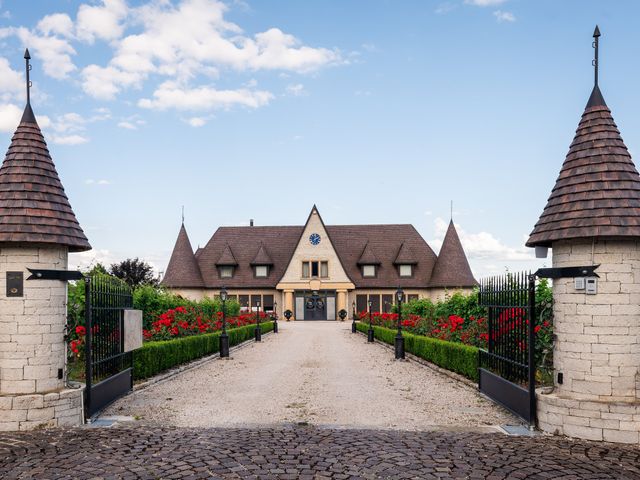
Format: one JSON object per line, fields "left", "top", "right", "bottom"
{"left": 1, "top": 425, "right": 639, "bottom": 479}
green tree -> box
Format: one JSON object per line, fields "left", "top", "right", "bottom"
{"left": 109, "top": 258, "right": 158, "bottom": 288}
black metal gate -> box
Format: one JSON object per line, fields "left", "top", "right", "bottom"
{"left": 478, "top": 272, "right": 536, "bottom": 424}
{"left": 84, "top": 273, "right": 133, "bottom": 418}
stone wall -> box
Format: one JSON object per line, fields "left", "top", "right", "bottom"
{"left": 537, "top": 239, "right": 640, "bottom": 444}
{"left": 0, "top": 245, "right": 84, "bottom": 431}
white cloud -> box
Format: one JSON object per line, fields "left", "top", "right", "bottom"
{"left": 51, "top": 134, "right": 89, "bottom": 145}
{"left": 76, "top": 0, "right": 128, "bottom": 43}
{"left": 85, "top": 179, "right": 110, "bottom": 185}
{"left": 117, "top": 121, "right": 136, "bottom": 130}
{"left": 0, "top": 57, "right": 23, "bottom": 101}
{"left": 465, "top": 0, "right": 507, "bottom": 6}
{"left": 187, "top": 116, "right": 207, "bottom": 127}
{"left": 81, "top": 0, "right": 340, "bottom": 100}
{"left": 435, "top": 2, "right": 457, "bottom": 14}
{"left": 138, "top": 81, "right": 273, "bottom": 111}
{"left": 431, "top": 217, "right": 532, "bottom": 262}
{"left": 0, "top": 103, "right": 22, "bottom": 132}
{"left": 37, "top": 13, "right": 74, "bottom": 38}
{"left": 493, "top": 10, "right": 516, "bottom": 22}
{"left": 11, "top": 26, "right": 77, "bottom": 79}
{"left": 286, "top": 83, "right": 306, "bottom": 96}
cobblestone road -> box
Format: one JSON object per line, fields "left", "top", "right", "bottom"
{"left": 1, "top": 424, "right": 640, "bottom": 479}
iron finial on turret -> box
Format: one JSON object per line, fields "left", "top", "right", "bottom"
{"left": 593, "top": 25, "right": 600, "bottom": 87}
{"left": 24, "top": 48, "right": 32, "bottom": 105}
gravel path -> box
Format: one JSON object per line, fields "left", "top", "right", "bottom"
{"left": 104, "top": 321, "right": 519, "bottom": 429}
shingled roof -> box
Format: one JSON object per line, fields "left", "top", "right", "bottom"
{"left": 429, "top": 221, "right": 477, "bottom": 288}
{"left": 161, "top": 224, "right": 204, "bottom": 288}
{"left": 394, "top": 242, "right": 418, "bottom": 265}
{"left": 0, "top": 103, "right": 90, "bottom": 251}
{"left": 251, "top": 243, "right": 274, "bottom": 265}
{"left": 357, "top": 241, "right": 380, "bottom": 265}
{"left": 527, "top": 30, "right": 640, "bottom": 247}
{"left": 216, "top": 244, "right": 238, "bottom": 266}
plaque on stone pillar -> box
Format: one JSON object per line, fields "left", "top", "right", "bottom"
{"left": 123, "top": 309, "right": 143, "bottom": 352}
{"left": 6, "top": 271, "right": 23, "bottom": 297}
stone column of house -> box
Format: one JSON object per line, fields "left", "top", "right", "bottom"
{"left": 336, "top": 290, "right": 347, "bottom": 317}
{"left": 283, "top": 290, "right": 294, "bottom": 320}
{"left": 526, "top": 28, "right": 639, "bottom": 444}
{"left": 0, "top": 52, "right": 92, "bottom": 431}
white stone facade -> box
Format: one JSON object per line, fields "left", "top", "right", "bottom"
{"left": 0, "top": 245, "right": 84, "bottom": 431}
{"left": 537, "top": 240, "right": 640, "bottom": 444}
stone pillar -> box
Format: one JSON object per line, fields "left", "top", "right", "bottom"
{"left": 536, "top": 240, "right": 640, "bottom": 443}
{"left": 336, "top": 290, "right": 347, "bottom": 316}
{"left": 284, "top": 290, "right": 294, "bottom": 321}
{"left": 0, "top": 246, "right": 84, "bottom": 431}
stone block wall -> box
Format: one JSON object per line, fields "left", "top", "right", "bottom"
{"left": 537, "top": 239, "right": 640, "bottom": 444}
{"left": 0, "top": 245, "right": 84, "bottom": 430}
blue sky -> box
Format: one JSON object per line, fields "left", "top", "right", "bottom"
{"left": 0, "top": 0, "right": 639, "bottom": 278}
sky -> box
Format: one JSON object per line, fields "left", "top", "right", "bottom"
{"left": 0, "top": 0, "right": 639, "bottom": 279}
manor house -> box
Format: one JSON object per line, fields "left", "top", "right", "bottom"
{"left": 161, "top": 206, "right": 477, "bottom": 320}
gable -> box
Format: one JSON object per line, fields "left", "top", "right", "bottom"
{"left": 279, "top": 208, "right": 351, "bottom": 285}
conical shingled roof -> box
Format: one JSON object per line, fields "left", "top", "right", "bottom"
{"left": 429, "top": 221, "right": 477, "bottom": 288}
{"left": 394, "top": 242, "right": 418, "bottom": 264}
{"left": 216, "top": 243, "right": 238, "bottom": 265}
{"left": 526, "top": 85, "right": 640, "bottom": 247}
{"left": 250, "top": 243, "right": 274, "bottom": 265}
{"left": 357, "top": 241, "right": 381, "bottom": 265}
{"left": 161, "top": 224, "right": 204, "bottom": 288}
{"left": 0, "top": 103, "right": 90, "bottom": 251}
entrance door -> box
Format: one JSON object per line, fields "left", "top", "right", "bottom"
{"left": 304, "top": 294, "right": 326, "bottom": 320}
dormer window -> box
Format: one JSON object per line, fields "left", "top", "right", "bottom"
{"left": 362, "top": 265, "right": 376, "bottom": 277}
{"left": 219, "top": 266, "right": 234, "bottom": 278}
{"left": 255, "top": 265, "right": 269, "bottom": 278}
{"left": 399, "top": 264, "right": 412, "bottom": 277}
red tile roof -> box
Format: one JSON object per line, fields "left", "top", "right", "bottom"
{"left": 162, "top": 224, "right": 204, "bottom": 288}
{"left": 429, "top": 220, "right": 477, "bottom": 288}
{"left": 0, "top": 104, "right": 90, "bottom": 252}
{"left": 527, "top": 86, "right": 640, "bottom": 246}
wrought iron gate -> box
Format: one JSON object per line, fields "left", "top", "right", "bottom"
{"left": 84, "top": 273, "right": 133, "bottom": 418}
{"left": 478, "top": 272, "right": 536, "bottom": 424}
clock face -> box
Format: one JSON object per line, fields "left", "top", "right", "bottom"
{"left": 309, "top": 233, "right": 321, "bottom": 246}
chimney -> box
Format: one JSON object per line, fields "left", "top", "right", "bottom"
{"left": 250, "top": 219, "right": 254, "bottom": 227}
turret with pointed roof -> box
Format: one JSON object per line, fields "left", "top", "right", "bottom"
{"left": 430, "top": 220, "right": 477, "bottom": 288}
{"left": 527, "top": 26, "right": 640, "bottom": 247}
{"left": 162, "top": 223, "right": 204, "bottom": 288}
{"left": 0, "top": 50, "right": 90, "bottom": 251}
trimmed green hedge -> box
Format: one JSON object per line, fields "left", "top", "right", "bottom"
{"left": 356, "top": 322, "right": 479, "bottom": 381}
{"left": 134, "top": 322, "right": 274, "bottom": 380}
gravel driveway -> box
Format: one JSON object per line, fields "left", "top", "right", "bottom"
{"left": 104, "top": 321, "right": 519, "bottom": 429}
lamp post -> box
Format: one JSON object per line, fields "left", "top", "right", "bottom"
{"left": 273, "top": 301, "right": 278, "bottom": 333}
{"left": 255, "top": 300, "right": 262, "bottom": 342}
{"left": 367, "top": 299, "right": 374, "bottom": 342}
{"left": 351, "top": 302, "right": 357, "bottom": 333}
{"left": 395, "top": 288, "right": 405, "bottom": 359}
{"left": 219, "top": 287, "right": 229, "bottom": 358}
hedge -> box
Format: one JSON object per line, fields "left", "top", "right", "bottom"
{"left": 355, "top": 322, "right": 479, "bottom": 381}
{"left": 134, "top": 321, "right": 274, "bottom": 380}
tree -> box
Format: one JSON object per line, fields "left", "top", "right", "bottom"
{"left": 109, "top": 258, "right": 158, "bottom": 288}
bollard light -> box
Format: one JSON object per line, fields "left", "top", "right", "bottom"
{"left": 367, "top": 299, "right": 374, "bottom": 343}
{"left": 395, "top": 288, "right": 405, "bottom": 359}
{"left": 255, "top": 300, "right": 262, "bottom": 342}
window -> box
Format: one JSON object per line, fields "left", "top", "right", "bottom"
{"left": 320, "top": 261, "right": 328, "bottom": 278}
{"left": 369, "top": 294, "right": 380, "bottom": 313}
{"left": 311, "top": 261, "right": 319, "bottom": 277}
{"left": 302, "top": 262, "right": 310, "bottom": 278}
{"left": 356, "top": 294, "right": 368, "bottom": 314}
{"left": 255, "top": 265, "right": 268, "bottom": 278}
{"left": 251, "top": 295, "right": 262, "bottom": 308}
{"left": 408, "top": 294, "right": 419, "bottom": 302}
{"left": 382, "top": 294, "right": 393, "bottom": 313}
{"left": 362, "top": 265, "right": 376, "bottom": 277}
{"left": 239, "top": 295, "right": 249, "bottom": 308}
{"left": 399, "top": 265, "right": 412, "bottom": 277}
{"left": 263, "top": 294, "right": 274, "bottom": 311}
{"left": 219, "top": 266, "right": 234, "bottom": 278}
